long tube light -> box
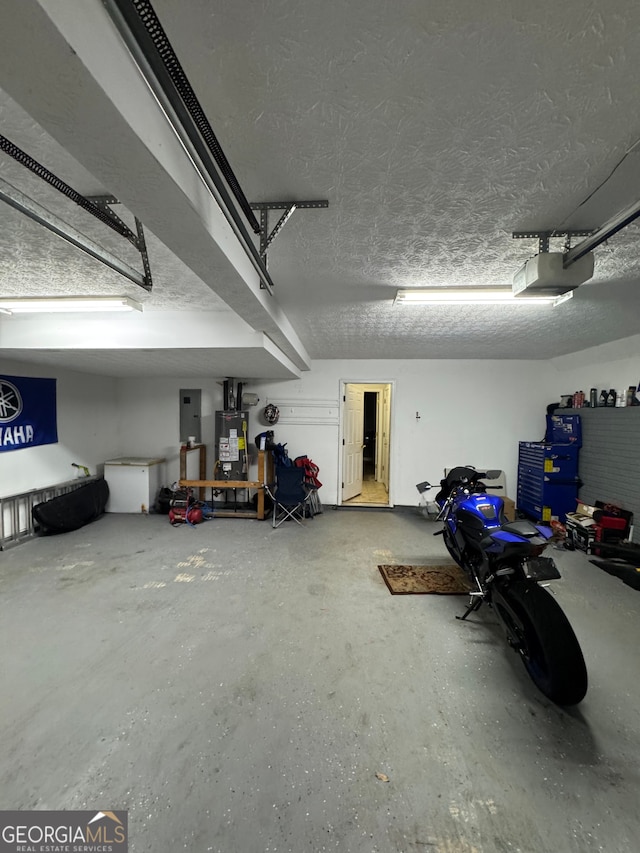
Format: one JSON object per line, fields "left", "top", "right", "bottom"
{"left": 395, "top": 288, "right": 561, "bottom": 305}
{"left": 0, "top": 296, "right": 143, "bottom": 314}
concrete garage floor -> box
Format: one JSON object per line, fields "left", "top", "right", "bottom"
{"left": 1, "top": 508, "right": 639, "bottom": 853}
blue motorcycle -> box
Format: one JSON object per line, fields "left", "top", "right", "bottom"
{"left": 417, "top": 467, "right": 587, "bottom": 705}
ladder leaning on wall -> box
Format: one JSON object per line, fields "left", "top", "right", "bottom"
{"left": 0, "top": 475, "right": 99, "bottom": 550}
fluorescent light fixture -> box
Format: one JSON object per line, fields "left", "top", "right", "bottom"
{"left": 0, "top": 296, "right": 143, "bottom": 314}
{"left": 394, "top": 287, "right": 558, "bottom": 305}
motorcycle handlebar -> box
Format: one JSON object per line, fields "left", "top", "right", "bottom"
{"left": 415, "top": 471, "right": 503, "bottom": 493}
{"left": 460, "top": 479, "right": 503, "bottom": 490}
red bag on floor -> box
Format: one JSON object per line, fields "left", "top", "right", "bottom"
{"left": 294, "top": 456, "right": 322, "bottom": 489}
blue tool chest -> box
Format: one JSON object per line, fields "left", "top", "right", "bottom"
{"left": 517, "top": 440, "right": 580, "bottom": 523}
{"left": 546, "top": 414, "right": 582, "bottom": 447}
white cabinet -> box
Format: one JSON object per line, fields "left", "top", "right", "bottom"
{"left": 104, "top": 457, "right": 166, "bottom": 513}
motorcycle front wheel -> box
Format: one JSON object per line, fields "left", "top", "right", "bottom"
{"left": 443, "top": 526, "right": 463, "bottom": 568}
{"left": 494, "top": 580, "right": 588, "bottom": 706}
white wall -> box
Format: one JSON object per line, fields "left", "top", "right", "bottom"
{"left": 115, "top": 377, "right": 227, "bottom": 486}
{"left": 249, "top": 360, "right": 554, "bottom": 506}
{"left": 549, "top": 334, "right": 640, "bottom": 400}
{"left": 0, "top": 359, "right": 121, "bottom": 498}
{"left": 54, "top": 359, "right": 554, "bottom": 508}
{"left": 5, "top": 340, "right": 636, "bottom": 508}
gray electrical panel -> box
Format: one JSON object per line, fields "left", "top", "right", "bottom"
{"left": 214, "top": 410, "right": 249, "bottom": 480}
{"left": 179, "top": 388, "right": 201, "bottom": 444}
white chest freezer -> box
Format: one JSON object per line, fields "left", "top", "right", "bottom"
{"left": 104, "top": 456, "right": 166, "bottom": 513}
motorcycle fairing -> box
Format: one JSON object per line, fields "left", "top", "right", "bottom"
{"left": 488, "top": 530, "right": 531, "bottom": 543}
{"left": 446, "top": 492, "right": 505, "bottom": 556}
{"left": 456, "top": 492, "right": 504, "bottom": 521}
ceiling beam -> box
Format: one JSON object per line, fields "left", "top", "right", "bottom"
{"left": 0, "top": 0, "right": 310, "bottom": 370}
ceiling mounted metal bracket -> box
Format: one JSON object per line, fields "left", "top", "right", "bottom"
{"left": 562, "top": 197, "right": 640, "bottom": 267}
{"left": 0, "top": 178, "right": 149, "bottom": 291}
{"left": 517, "top": 194, "right": 640, "bottom": 269}
{"left": 512, "top": 230, "right": 594, "bottom": 255}
{"left": 86, "top": 195, "right": 153, "bottom": 291}
{"left": 251, "top": 200, "right": 329, "bottom": 286}
{"left": 0, "top": 132, "right": 153, "bottom": 292}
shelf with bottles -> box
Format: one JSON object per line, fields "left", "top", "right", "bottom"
{"left": 560, "top": 386, "right": 640, "bottom": 410}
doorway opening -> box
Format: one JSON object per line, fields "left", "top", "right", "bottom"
{"left": 340, "top": 382, "right": 392, "bottom": 507}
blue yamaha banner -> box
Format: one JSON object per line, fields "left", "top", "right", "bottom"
{"left": 0, "top": 375, "right": 58, "bottom": 452}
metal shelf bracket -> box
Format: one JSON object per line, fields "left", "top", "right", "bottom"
{"left": 251, "top": 200, "right": 329, "bottom": 285}
{"left": 86, "top": 195, "right": 153, "bottom": 291}
{"left": 512, "top": 230, "right": 594, "bottom": 255}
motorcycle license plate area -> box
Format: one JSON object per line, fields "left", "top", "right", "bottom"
{"left": 524, "top": 556, "right": 561, "bottom": 581}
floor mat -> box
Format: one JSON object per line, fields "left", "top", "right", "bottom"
{"left": 378, "top": 564, "right": 473, "bottom": 595}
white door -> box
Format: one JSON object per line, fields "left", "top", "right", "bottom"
{"left": 342, "top": 384, "right": 364, "bottom": 501}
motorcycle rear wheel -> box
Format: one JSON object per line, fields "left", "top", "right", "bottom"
{"left": 495, "top": 580, "right": 588, "bottom": 706}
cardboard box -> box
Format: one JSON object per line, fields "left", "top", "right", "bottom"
{"left": 566, "top": 499, "right": 633, "bottom": 553}
{"left": 502, "top": 497, "right": 516, "bottom": 522}
{"left": 566, "top": 511, "right": 597, "bottom": 530}
{"left": 565, "top": 513, "right": 597, "bottom": 552}
{"left": 565, "top": 499, "right": 598, "bottom": 552}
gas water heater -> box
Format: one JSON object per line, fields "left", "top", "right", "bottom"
{"left": 214, "top": 410, "right": 249, "bottom": 480}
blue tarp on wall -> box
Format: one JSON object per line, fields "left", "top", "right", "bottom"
{"left": 0, "top": 374, "right": 58, "bottom": 452}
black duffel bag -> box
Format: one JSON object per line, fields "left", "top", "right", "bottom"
{"left": 32, "top": 479, "right": 110, "bottom": 535}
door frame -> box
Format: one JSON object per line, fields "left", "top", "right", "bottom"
{"left": 338, "top": 379, "right": 395, "bottom": 507}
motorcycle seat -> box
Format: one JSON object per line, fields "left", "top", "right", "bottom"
{"left": 501, "top": 520, "right": 542, "bottom": 538}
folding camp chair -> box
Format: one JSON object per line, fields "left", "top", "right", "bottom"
{"left": 266, "top": 465, "right": 315, "bottom": 528}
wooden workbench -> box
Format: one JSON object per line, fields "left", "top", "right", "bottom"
{"left": 179, "top": 449, "right": 273, "bottom": 519}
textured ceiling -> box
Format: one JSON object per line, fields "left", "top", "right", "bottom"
{"left": 0, "top": 91, "right": 228, "bottom": 313}
{"left": 1, "top": 0, "right": 640, "bottom": 377}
